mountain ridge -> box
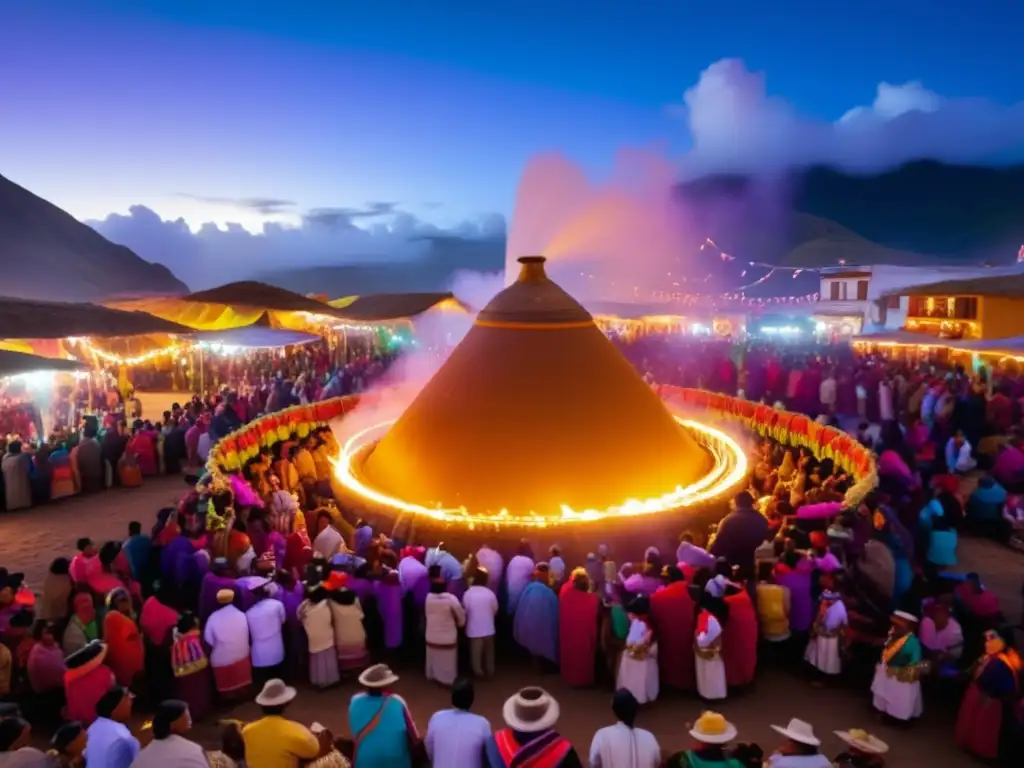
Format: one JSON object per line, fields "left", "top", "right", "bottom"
{"left": 0, "top": 173, "right": 189, "bottom": 302}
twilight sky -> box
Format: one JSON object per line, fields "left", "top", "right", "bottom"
{"left": 3, "top": 1, "right": 1024, "bottom": 285}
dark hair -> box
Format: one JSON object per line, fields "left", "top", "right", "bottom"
{"left": 451, "top": 677, "right": 474, "bottom": 710}
{"left": 95, "top": 685, "right": 129, "bottom": 719}
{"left": 664, "top": 565, "right": 684, "bottom": 583}
{"left": 99, "top": 541, "right": 120, "bottom": 568}
{"left": 0, "top": 717, "right": 28, "bottom": 750}
{"left": 51, "top": 721, "right": 84, "bottom": 752}
{"left": 334, "top": 588, "right": 356, "bottom": 606}
{"left": 612, "top": 689, "right": 639, "bottom": 728}
{"left": 152, "top": 699, "right": 188, "bottom": 740}
{"left": 32, "top": 621, "right": 53, "bottom": 641}
{"left": 429, "top": 579, "right": 447, "bottom": 594}
{"left": 176, "top": 612, "right": 198, "bottom": 634}
{"left": 128, "top": 521, "right": 142, "bottom": 536}
{"left": 76, "top": 538, "right": 92, "bottom": 552}
{"left": 427, "top": 564, "right": 442, "bottom": 580}
{"left": 49, "top": 557, "right": 71, "bottom": 575}
{"left": 221, "top": 722, "right": 246, "bottom": 760}
{"left": 757, "top": 561, "right": 774, "bottom": 581}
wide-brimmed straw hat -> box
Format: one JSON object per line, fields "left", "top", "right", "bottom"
{"left": 358, "top": 664, "right": 399, "bottom": 689}
{"left": 834, "top": 729, "right": 889, "bottom": 755}
{"left": 689, "top": 711, "right": 738, "bottom": 744}
{"left": 502, "top": 687, "right": 560, "bottom": 733}
{"left": 255, "top": 678, "right": 297, "bottom": 707}
{"left": 770, "top": 718, "right": 821, "bottom": 747}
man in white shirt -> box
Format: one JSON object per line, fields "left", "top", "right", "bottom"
{"left": 204, "top": 589, "right": 253, "bottom": 699}
{"left": 462, "top": 569, "right": 499, "bottom": 679}
{"left": 425, "top": 678, "right": 491, "bottom": 768}
{"left": 129, "top": 700, "right": 208, "bottom": 768}
{"left": 245, "top": 582, "right": 287, "bottom": 685}
{"left": 588, "top": 689, "right": 661, "bottom": 768}
{"left": 85, "top": 685, "right": 140, "bottom": 768}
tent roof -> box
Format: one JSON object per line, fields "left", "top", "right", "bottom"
{"left": 191, "top": 326, "right": 321, "bottom": 349}
{"left": 361, "top": 257, "right": 711, "bottom": 516}
{"left": 883, "top": 273, "right": 1024, "bottom": 298}
{"left": 0, "top": 349, "right": 85, "bottom": 377}
{"left": 185, "top": 281, "right": 341, "bottom": 315}
{"left": 0, "top": 295, "right": 194, "bottom": 339}
{"left": 329, "top": 292, "right": 455, "bottom": 322}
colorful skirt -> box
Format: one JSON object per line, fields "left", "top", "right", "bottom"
{"left": 310, "top": 648, "right": 340, "bottom": 688}
{"left": 174, "top": 667, "right": 213, "bottom": 721}
{"left": 212, "top": 657, "right": 253, "bottom": 698}
{"left": 337, "top": 643, "right": 369, "bottom": 672}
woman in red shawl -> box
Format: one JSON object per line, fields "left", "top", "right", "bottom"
{"left": 127, "top": 423, "right": 158, "bottom": 476}
{"left": 102, "top": 587, "right": 143, "bottom": 687}
{"left": 650, "top": 564, "right": 696, "bottom": 691}
{"left": 722, "top": 580, "right": 758, "bottom": 688}
{"left": 558, "top": 568, "right": 600, "bottom": 687}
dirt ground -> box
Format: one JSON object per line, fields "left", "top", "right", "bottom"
{"left": 3, "top": 475, "right": 1015, "bottom": 765}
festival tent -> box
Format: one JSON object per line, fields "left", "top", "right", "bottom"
{"left": 0, "top": 295, "right": 194, "bottom": 340}
{"left": 190, "top": 326, "right": 322, "bottom": 348}
{"left": 105, "top": 283, "right": 458, "bottom": 331}
{"left": 327, "top": 292, "right": 462, "bottom": 321}
{"left": 0, "top": 349, "right": 85, "bottom": 378}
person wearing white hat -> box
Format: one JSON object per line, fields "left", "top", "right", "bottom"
{"left": 665, "top": 710, "right": 741, "bottom": 767}
{"left": 765, "top": 718, "right": 831, "bottom": 767}
{"left": 833, "top": 728, "right": 889, "bottom": 767}
{"left": 347, "top": 664, "right": 420, "bottom": 766}
{"left": 483, "top": 687, "right": 582, "bottom": 767}
{"left": 870, "top": 611, "right": 925, "bottom": 723}
{"left": 243, "top": 679, "right": 326, "bottom": 768}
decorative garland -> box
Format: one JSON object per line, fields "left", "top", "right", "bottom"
{"left": 655, "top": 385, "right": 878, "bottom": 509}
{"left": 204, "top": 387, "right": 878, "bottom": 515}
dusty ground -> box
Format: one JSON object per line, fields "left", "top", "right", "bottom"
{"left": 3, "top": 474, "right": 1016, "bottom": 765}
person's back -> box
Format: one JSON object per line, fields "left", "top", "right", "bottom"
{"left": 711, "top": 507, "right": 768, "bottom": 572}
{"left": 425, "top": 707, "right": 490, "bottom": 768}
{"left": 589, "top": 721, "right": 661, "bottom": 767}
{"left": 348, "top": 692, "right": 411, "bottom": 767}
{"left": 242, "top": 715, "right": 318, "bottom": 768}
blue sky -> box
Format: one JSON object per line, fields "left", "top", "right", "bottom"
{"left": 2, "top": 1, "right": 1022, "bottom": 268}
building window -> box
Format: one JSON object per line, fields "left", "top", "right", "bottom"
{"left": 856, "top": 280, "right": 868, "bottom": 300}
{"left": 830, "top": 282, "right": 840, "bottom": 300}
{"left": 885, "top": 294, "right": 901, "bottom": 309}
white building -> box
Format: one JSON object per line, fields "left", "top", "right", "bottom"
{"left": 814, "top": 263, "right": 1024, "bottom": 335}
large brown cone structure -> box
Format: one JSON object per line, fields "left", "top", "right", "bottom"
{"left": 360, "top": 256, "right": 711, "bottom": 516}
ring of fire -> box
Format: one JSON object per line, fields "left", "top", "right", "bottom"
{"left": 332, "top": 411, "right": 749, "bottom": 530}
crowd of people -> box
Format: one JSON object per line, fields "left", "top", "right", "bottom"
{"left": 1, "top": 334, "right": 1023, "bottom": 766}
{"left": 0, "top": 348, "right": 397, "bottom": 513}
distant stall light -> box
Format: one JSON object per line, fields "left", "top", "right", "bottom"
{"left": 815, "top": 321, "right": 827, "bottom": 332}
{"left": 761, "top": 325, "right": 803, "bottom": 335}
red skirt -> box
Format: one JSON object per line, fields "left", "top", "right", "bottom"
{"left": 955, "top": 683, "right": 1001, "bottom": 760}
{"left": 212, "top": 657, "right": 252, "bottom": 699}
{"left": 337, "top": 643, "right": 369, "bottom": 672}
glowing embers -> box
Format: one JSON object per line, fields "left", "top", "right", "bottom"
{"left": 333, "top": 414, "right": 748, "bottom": 530}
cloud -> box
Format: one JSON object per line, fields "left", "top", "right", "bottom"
{"left": 174, "top": 193, "right": 296, "bottom": 215}
{"left": 675, "top": 58, "right": 1024, "bottom": 173}
{"left": 89, "top": 205, "right": 505, "bottom": 290}
{"left": 302, "top": 201, "right": 399, "bottom": 228}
